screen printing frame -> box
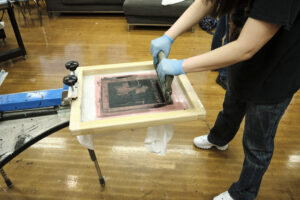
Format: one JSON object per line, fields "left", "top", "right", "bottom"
{"left": 69, "top": 61, "right": 206, "bottom": 135}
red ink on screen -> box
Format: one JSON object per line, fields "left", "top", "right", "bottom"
{"left": 94, "top": 71, "right": 190, "bottom": 119}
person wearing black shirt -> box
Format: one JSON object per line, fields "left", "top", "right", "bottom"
{"left": 150, "top": 0, "right": 300, "bottom": 199}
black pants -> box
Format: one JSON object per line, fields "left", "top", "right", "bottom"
{"left": 208, "top": 91, "right": 292, "bottom": 200}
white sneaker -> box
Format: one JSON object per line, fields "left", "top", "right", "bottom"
{"left": 213, "top": 191, "right": 234, "bottom": 200}
{"left": 193, "top": 134, "right": 228, "bottom": 150}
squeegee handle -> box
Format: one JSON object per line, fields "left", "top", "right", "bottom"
{"left": 157, "top": 51, "right": 174, "bottom": 103}
{"left": 157, "top": 51, "right": 166, "bottom": 65}
{"left": 157, "top": 50, "right": 174, "bottom": 81}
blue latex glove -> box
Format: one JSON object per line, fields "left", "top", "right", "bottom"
{"left": 151, "top": 35, "right": 174, "bottom": 66}
{"left": 157, "top": 59, "right": 185, "bottom": 82}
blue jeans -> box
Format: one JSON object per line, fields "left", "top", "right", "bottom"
{"left": 211, "top": 15, "right": 228, "bottom": 50}
{"left": 211, "top": 15, "right": 229, "bottom": 77}
{"left": 208, "top": 91, "right": 293, "bottom": 200}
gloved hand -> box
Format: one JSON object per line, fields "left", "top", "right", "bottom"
{"left": 157, "top": 59, "right": 185, "bottom": 82}
{"left": 151, "top": 35, "right": 174, "bottom": 66}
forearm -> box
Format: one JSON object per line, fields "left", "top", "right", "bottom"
{"left": 182, "top": 40, "right": 251, "bottom": 72}
{"left": 165, "top": 0, "right": 214, "bottom": 40}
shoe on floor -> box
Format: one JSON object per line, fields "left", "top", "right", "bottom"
{"left": 193, "top": 135, "right": 228, "bottom": 150}
{"left": 213, "top": 191, "right": 234, "bottom": 200}
{"left": 216, "top": 75, "right": 227, "bottom": 90}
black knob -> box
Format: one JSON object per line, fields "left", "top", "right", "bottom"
{"left": 63, "top": 75, "right": 77, "bottom": 86}
{"left": 65, "top": 61, "right": 79, "bottom": 71}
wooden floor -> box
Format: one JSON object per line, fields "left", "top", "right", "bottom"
{"left": 0, "top": 5, "right": 299, "bottom": 200}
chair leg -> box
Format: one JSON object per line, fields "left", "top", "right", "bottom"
{"left": 34, "top": 0, "right": 42, "bottom": 26}
{"left": 0, "top": 29, "right": 6, "bottom": 43}
{"left": 127, "top": 24, "right": 132, "bottom": 32}
{"left": 14, "top": 2, "right": 27, "bottom": 20}
{"left": 0, "top": 168, "right": 13, "bottom": 188}
{"left": 20, "top": 2, "right": 26, "bottom": 15}
{"left": 88, "top": 149, "right": 105, "bottom": 187}
{"left": 26, "top": 1, "right": 31, "bottom": 15}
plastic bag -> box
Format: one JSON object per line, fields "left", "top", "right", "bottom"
{"left": 144, "top": 125, "right": 174, "bottom": 156}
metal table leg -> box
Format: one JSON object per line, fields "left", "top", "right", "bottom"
{"left": 88, "top": 149, "right": 105, "bottom": 187}
{"left": 0, "top": 2, "right": 26, "bottom": 62}
{"left": 0, "top": 168, "right": 13, "bottom": 188}
{"left": 7, "top": 3, "right": 26, "bottom": 55}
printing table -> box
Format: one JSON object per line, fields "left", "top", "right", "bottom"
{"left": 0, "top": 61, "right": 206, "bottom": 189}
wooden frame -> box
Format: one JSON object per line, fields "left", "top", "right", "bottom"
{"left": 69, "top": 61, "right": 206, "bottom": 135}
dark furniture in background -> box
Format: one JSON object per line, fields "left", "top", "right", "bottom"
{"left": 45, "top": 0, "right": 125, "bottom": 14}
{"left": 123, "top": 0, "right": 193, "bottom": 30}
{"left": 44, "top": 0, "right": 194, "bottom": 30}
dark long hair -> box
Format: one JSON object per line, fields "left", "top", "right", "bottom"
{"left": 207, "top": 0, "right": 252, "bottom": 17}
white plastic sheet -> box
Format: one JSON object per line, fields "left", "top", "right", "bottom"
{"left": 77, "top": 135, "right": 94, "bottom": 150}
{"left": 0, "top": 69, "right": 8, "bottom": 87}
{"left": 162, "top": 0, "right": 185, "bottom": 6}
{"left": 144, "top": 124, "right": 174, "bottom": 156}
{"left": 76, "top": 125, "right": 174, "bottom": 156}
